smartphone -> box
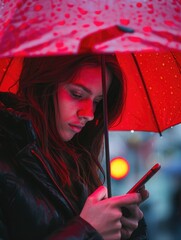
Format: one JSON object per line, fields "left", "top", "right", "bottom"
{"left": 127, "top": 163, "right": 161, "bottom": 193}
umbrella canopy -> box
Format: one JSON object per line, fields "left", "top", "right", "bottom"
{"left": 0, "top": 0, "right": 181, "bottom": 196}
{"left": 0, "top": 0, "right": 181, "bottom": 56}
{"left": 0, "top": 0, "right": 181, "bottom": 134}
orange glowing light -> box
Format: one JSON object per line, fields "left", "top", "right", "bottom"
{"left": 110, "top": 157, "right": 130, "bottom": 180}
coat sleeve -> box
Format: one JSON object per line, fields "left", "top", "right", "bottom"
{"left": 0, "top": 209, "right": 9, "bottom": 239}
{"left": 47, "top": 217, "right": 147, "bottom": 240}
{"left": 46, "top": 216, "right": 103, "bottom": 240}
{"left": 0, "top": 170, "right": 103, "bottom": 240}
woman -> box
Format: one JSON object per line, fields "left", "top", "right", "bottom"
{"left": 0, "top": 54, "right": 149, "bottom": 240}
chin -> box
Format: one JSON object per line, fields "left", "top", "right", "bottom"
{"left": 61, "top": 133, "right": 75, "bottom": 142}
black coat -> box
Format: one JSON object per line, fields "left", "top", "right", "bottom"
{"left": 0, "top": 92, "right": 147, "bottom": 240}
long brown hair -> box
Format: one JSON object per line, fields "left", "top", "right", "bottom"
{"left": 17, "top": 54, "right": 125, "bottom": 196}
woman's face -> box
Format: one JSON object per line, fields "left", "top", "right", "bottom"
{"left": 55, "top": 66, "right": 111, "bottom": 141}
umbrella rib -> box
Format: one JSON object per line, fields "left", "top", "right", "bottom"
{"left": 131, "top": 53, "right": 162, "bottom": 136}
{"left": 101, "top": 55, "right": 112, "bottom": 197}
{"left": 171, "top": 51, "right": 181, "bottom": 74}
{"left": 0, "top": 58, "right": 13, "bottom": 86}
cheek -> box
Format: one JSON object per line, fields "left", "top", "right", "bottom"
{"left": 57, "top": 90, "right": 77, "bottom": 121}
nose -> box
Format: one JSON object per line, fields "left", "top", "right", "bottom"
{"left": 77, "top": 100, "right": 94, "bottom": 122}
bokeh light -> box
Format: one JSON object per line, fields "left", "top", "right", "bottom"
{"left": 110, "top": 157, "right": 130, "bottom": 180}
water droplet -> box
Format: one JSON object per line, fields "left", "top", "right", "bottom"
{"left": 34, "top": 4, "right": 43, "bottom": 11}
{"left": 93, "top": 21, "right": 104, "bottom": 26}
{"left": 82, "top": 24, "right": 90, "bottom": 28}
{"left": 120, "top": 19, "right": 130, "bottom": 26}
{"left": 78, "top": 7, "right": 88, "bottom": 15}
{"left": 136, "top": 2, "right": 142, "bottom": 8}
{"left": 95, "top": 10, "right": 101, "bottom": 14}
{"left": 65, "top": 13, "right": 70, "bottom": 18}
{"left": 58, "top": 20, "right": 65, "bottom": 26}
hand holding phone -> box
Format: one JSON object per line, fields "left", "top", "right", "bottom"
{"left": 127, "top": 163, "right": 161, "bottom": 193}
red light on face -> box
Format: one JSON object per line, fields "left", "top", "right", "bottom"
{"left": 110, "top": 157, "right": 130, "bottom": 180}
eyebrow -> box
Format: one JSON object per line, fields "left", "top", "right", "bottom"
{"left": 70, "top": 83, "right": 92, "bottom": 95}
{"left": 70, "top": 83, "right": 103, "bottom": 100}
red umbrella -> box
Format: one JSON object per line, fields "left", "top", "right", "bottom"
{"left": 0, "top": 0, "right": 180, "bottom": 132}
{"left": 0, "top": 0, "right": 181, "bottom": 196}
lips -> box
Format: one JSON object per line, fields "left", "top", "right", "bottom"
{"left": 69, "top": 123, "right": 84, "bottom": 133}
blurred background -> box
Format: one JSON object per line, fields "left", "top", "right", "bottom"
{"left": 103, "top": 124, "right": 181, "bottom": 240}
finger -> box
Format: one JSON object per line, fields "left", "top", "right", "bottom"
{"left": 121, "top": 224, "right": 135, "bottom": 239}
{"left": 140, "top": 184, "right": 145, "bottom": 189}
{"left": 121, "top": 215, "right": 142, "bottom": 239}
{"left": 139, "top": 187, "right": 149, "bottom": 201}
{"left": 121, "top": 215, "right": 140, "bottom": 227}
{"left": 111, "top": 193, "right": 142, "bottom": 207}
{"left": 89, "top": 185, "right": 108, "bottom": 202}
{"left": 122, "top": 205, "right": 143, "bottom": 219}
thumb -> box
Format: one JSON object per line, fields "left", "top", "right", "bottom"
{"left": 89, "top": 185, "right": 108, "bottom": 202}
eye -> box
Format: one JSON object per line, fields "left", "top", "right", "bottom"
{"left": 70, "top": 90, "right": 83, "bottom": 99}
{"left": 94, "top": 97, "right": 103, "bottom": 105}
{"left": 93, "top": 100, "right": 99, "bottom": 106}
